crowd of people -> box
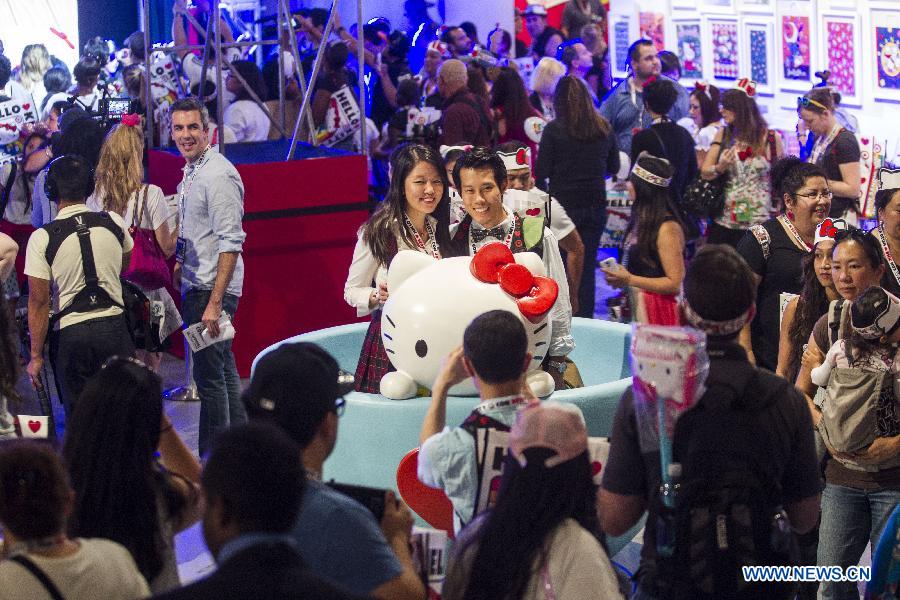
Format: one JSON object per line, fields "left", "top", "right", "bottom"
{"left": 0, "top": 1, "right": 897, "bottom": 599}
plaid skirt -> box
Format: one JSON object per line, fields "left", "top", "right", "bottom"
{"left": 354, "top": 310, "right": 395, "bottom": 394}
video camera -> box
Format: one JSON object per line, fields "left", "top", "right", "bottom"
{"left": 59, "top": 94, "right": 139, "bottom": 131}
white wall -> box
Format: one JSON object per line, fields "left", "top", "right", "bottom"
{"left": 609, "top": 0, "right": 900, "bottom": 162}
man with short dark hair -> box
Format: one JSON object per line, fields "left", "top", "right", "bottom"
{"left": 599, "top": 245, "right": 821, "bottom": 600}
{"left": 171, "top": 97, "right": 247, "bottom": 455}
{"left": 152, "top": 422, "right": 361, "bottom": 599}
{"left": 524, "top": 4, "right": 564, "bottom": 59}
{"left": 24, "top": 155, "right": 135, "bottom": 414}
{"left": 436, "top": 59, "right": 492, "bottom": 147}
{"left": 245, "top": 343, "right": 424, "bottom": 600}
{"left": 440, "top": 26, "right": 472, "bottom": 58}
{"left": 418, "top": 310, "right": 534, "bottom": 532}
{"left": 599, "top": 39, "right": 689, "bottom": 155}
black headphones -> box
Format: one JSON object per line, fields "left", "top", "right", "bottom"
{"left": 44, "top": 155, "right": 95, "bottom": 202}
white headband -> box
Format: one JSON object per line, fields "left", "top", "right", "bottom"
{"left": 630, "top": 152, "right": 672, "bottom": 187}
{"left": 877, "top": 167, "right": 900, "bottom": 193}
{"left": 813, "top": 218, "right": 849, "bottom": 247}
{"left": 498, "top": 147, "right": 532, "bottom": 171}
{"left": 439, "top": 144, "right": 472, "bottom": 159}
{"left": 680, "top": 294, "right": 752, "bottom": 337}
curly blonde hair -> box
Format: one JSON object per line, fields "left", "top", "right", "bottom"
{"left": 94, "top": 123, "right": 144, "bottom": 216}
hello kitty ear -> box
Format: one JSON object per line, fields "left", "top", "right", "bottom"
{"left": 513, "top": 251, "right": 546, "bottom": 278}
{"left": 387, "top": 250, "right": 438, "bottom": 293}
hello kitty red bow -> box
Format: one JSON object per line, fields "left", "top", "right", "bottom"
{"left": 470, "top": 243, "right": 559, "bottom": 322}
{"left": 121, "top": 113, "right": 142, "bottom": 127}
{"left": 695, "top": 81, "right": 712, "bottom": 100}
{"left": 736, "top": 78, "right": 757, "bottom": 97}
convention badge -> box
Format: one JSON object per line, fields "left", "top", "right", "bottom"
{"left": 175, "top": 237, "right": 186, "bottom": 264}
{"left": 17, "top": 415, "right": 48, "bottom": 438}
{"left": 734, "top": 198, "right": 754, "bottom": 223}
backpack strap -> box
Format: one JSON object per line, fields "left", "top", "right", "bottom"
{"left": 9, "top": 555, "right": 66, "bottom": 600}
{"left": 43, "top": 212, "right": 124, "bottom": 265}
{"left": 749, "top": 224, "right": 771, "bottom": 261}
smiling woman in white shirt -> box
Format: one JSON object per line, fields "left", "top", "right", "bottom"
{"left": 344, "top": 143, "right": 459, "bottom": 393}
{"left": 223, "top": 60, "right": 271, "bottom": 143}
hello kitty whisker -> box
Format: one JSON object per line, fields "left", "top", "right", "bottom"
{"left": 383, "top": 333, "right": 393, "bottom": 340}
{"left": 534, "top": 323, "right": 547, "bottom": 334}
{"left": 534, "top": 341, "right": 547, "bottom": 347}
{"left": 386, "top": 314, "right": 396, "bottom": 328}
{"left": 385, "top": 348, "right": 395, "bottom": 354}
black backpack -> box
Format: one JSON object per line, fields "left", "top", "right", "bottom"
{"left": 43, "top": 211, "right": 161, "bottom": 351}
{"left": 654, "top": 365, "right": 800, "bottom": 600}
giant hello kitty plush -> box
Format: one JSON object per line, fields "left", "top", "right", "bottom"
{"left": 379, "top": 243, "right": 559, "bottom": 399}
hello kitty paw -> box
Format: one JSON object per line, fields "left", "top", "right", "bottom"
{"left": 380, "top": 371, "right": 418, "bottom": 400}
{"left": 526, "top": 369, "right": 555, "bottom": 398}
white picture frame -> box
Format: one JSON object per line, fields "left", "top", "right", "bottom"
{"left": 818, "top": 12, "right": 862, "bottom": 106}
{"left": 776, "top": 1, "right": 816, "bottom": 92}
{"left": 701, "top": 0, "right": 737, "bottom": 15}
{"left": 738, "top": 0, "right": 775, "bottom": 14}
{"left": 609, "top": 9, "right": 637, "bottom": 80}
{"left": 706, "top": 16, "right": 741, "bottom": 83}
{"left": 672, "top": 17, "right": 705, "bottom": 86}
{"left": 740, "top": 17, "right": 776, "bottom": 95}
{"left": 870, "top": 8, "right": 900, "bottom": 103}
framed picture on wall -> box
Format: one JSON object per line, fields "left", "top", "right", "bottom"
{"left": 871, "top": 9, "right": 900, "bottom": 102}
{"left": 777, "top": 2, "right": 814, "bottom": 91}
{"left": 740, "top": 18, "right": 775, "bottom": 94}
{"left": 708, "top": 17, "right": 740, "bottom": 81}
{"left": 639, "top": 12, "right": 666, "bottom": 52}
{"left": 609, "top": 11, "right": 636, "bottom": 80}
{"left": 673, "top": 19, "right": 704, "bottom": 84}
{"left": 819, "top": 13, "right": 861, "bottom": 105}
{"left": 738, "top": 0, "right": 774, "bottom": 14}
{"left": 671, "top": 0, "right": 698, "bottom": 10}
{"left": 702, "top": 0, "right": 736, "bottom": 14}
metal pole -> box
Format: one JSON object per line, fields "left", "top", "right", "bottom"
{"left": 214, "top": 0, "right": 226, "bottom": 156}
{"left": 196, "top": 9, "right": 216, "bottom": 104}
{"left": 280, "top": 0, "right": 316, "bottom": 141}
{"left": 169, "top": 40, "right": 281, "bottom": 53}
{"left": 356, "top": 0, "right": 367, "bottom": 156}
{"left": 141, "top": 0, "right": 153, "bottom": 149}
{"left": 276, "top": 0, "right": 286, "bottom": 134}
{"left": 287, "top": 0, "right": 338, "bottom": 161}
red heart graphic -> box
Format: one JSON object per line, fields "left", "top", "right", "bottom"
{"left": 525, "top": 208, "right": 540, "bottom": 216}
{"left": 862, "top": 138, "right": 870, "bottom": 145}
{"left": 27, "top": 420, "right": 41, "bottom": 433}
{"left": 861, "top": 177, "right": 867, "bottom": 183}
{"left": 22, "top": 103, "right": 30, "bottom": 110}
{"left": 165, "top": 63, "right": 172, "bottom": 69}
{"left": 591, "top": 461, "right": 602, "bottom": 476}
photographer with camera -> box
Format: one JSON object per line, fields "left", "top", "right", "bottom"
{"left": 245, "top": 342, "right": 425, "bottom": 600}
{"left": 24, "top": 154, "right": 135, "bottom": 416}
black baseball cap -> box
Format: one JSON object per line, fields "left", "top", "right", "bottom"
{"left": 245, "top": 343, "right": 354, "bottom": 446}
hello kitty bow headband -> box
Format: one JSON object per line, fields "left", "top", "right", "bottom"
{"left": 695, "top": 81, "right": 712, "bottom": 100}
{"left": 679, "top": 285, "right": 752, "bottom": 337}
{"left": 498, "top": 147, "right": 531, "bottom": 171}
{"left": 470, "top": 243, "right": 558, "bottom": 322}
{"left": 813, "top": 218, "right": 849, "bottom": 247}
{"left": 736, "top": 78, "right": 757, "bottom": 97}
{"left": 439, "top": 144, "right": 473, "bottom": 159}
{"left": 877, "top": 167, "right": 900, "bottom": 193}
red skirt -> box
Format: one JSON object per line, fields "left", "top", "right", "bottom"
{"left": 641, "top": 290, "right": 680, "bottom": 326}
{"left": 354, "top": 310, "right": 395, "bottom": 394}
{"left": 0, "top": 220, "right": 35, "bottom": 289}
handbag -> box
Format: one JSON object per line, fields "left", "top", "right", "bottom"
{"left": 681, "top": 128, "right": 730, "bottom": 218}
{"left": 122, "top": 185, "right": 171, "bottom": 290}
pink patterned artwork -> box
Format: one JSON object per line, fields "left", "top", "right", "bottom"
{"left": 711, "top": 21, "right": 739, "bottom": 80}
{"left": 826, "top": 21, "right": 855, "bottom": 96}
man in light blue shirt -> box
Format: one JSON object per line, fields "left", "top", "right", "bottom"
{"left": 418, "top": 310, "right": 533, "bottom": 533}
{"left": 171, "top": 97, "right": 247, "bottom": 455}
{"left": 599, "top": 39, "right": 690, "bottom": 156}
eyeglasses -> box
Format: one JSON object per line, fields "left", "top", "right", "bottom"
{"left": 797, "top": 96, "right": 829, "bottom": 112}
{"left": 795, "top": 190, "right": 834, "bottom": 201}
{"left": 335, "top": 396, "right": 346, "bottom": 417}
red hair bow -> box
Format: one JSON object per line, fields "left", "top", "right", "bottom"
{"left": 736, "top": 78, "right": 757, "bottom": 97}
{"left": 470, "top": 243, "right": 559, "bottom": 322}
{"left": 737, "top": 147, "right": 754, "bottom": 161}
{"left": 641, "top": 75, "right": 658, "bottom": 89}
{"left": 121, "top": 113, "right": 142, "bottom": 128}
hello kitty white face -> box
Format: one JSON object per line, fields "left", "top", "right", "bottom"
{"left": 379, "top": 247, "right": 556, "bottom": 398}
{"left": 635, "top": 357, "right": 685, "bottom": 404}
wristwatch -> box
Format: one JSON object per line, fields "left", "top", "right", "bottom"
{"left": 547, "top": 359, "right": 567, "bottom": 374}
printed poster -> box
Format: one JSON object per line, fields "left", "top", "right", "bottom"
{"left": 782, "top": 15, "right": 811, "bottom": 81}
{"left": 0, "top": 98, "right": 38, "bottom": 165}
{"left": 614, "top": 19, "right": 630, "bottom": 73}
{"left": 676, "top": 23, "right": 703, "bottom": 80}
{"left": 639, "top": 12, "right": 665, "bottom": 53}
{"left": 711, "top": 21, "right": 739, "bottom": 80}
{"left": 825, "top": 21, "right": 855, "bottom": 97}
{"left": 876, "top": 26, "right": 900, "bottom": 90}
{"left": 749, "top": 28, "right": 769, "bottom": 85}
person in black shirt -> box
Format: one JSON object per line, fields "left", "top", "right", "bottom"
{"left": 600, "top": 244, "right": 822, "bottom": 600}
{"left": 798, "top": 88, "right": 861, "bottom": 220}
{"left": 736, "top": 158, "right": 831, "bottom": 371}
{"left": 524, "top": 5, "right": 564, "bottom": 59}
{"left": 630, "top": 77, "right": 698, "bottom": 200}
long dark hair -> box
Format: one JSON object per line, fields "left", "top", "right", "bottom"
{"left": 490, "top": 68, "right": 535, "bottom": 133}
{"left": 625, "top": 153, "right": 685, "bottom": 270}
{"left": 553, "top": 75, "right": 610, "bottom": 142}
{"left": 785, "top": 251, "right": 832, "bottom": 382}
{"left": 229, "top": 60, "right": 268, "bottom": 102}
{"left": 691, "top": 85, "right": 721, "bottom": 128}
{"left": 361, "top": 143, "right": 455, "bottom": 266}
{"left": 721, "top": 88, "right": 768, "bottom": 151}
{"left": 457, "top": 447, "right": 598, "bottom": 600}
{"left": 64, "top": 358, "right": 187, "bottom": 583}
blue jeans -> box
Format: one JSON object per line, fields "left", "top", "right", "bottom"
{"left": 182, "top": 289, "right": 245, "bottom": 455}
{"left": 818, "top": 482, "right": 900, "bottom": 599}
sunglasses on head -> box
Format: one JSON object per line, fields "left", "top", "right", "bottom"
{"left": 797, "top": 96, "right": 828, "bottom": 112}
